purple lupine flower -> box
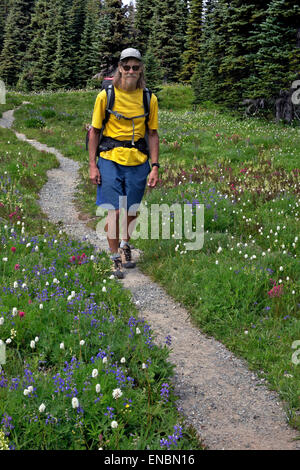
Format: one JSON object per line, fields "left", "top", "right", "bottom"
{"left": 160, "top": 383, "right": 170, "bottom": 402}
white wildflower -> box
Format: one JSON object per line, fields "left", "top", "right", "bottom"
{"left": 79, "top": 340, "right": 85, "bottom": 346}
{"left": 30, "top": 340, "right": 35, "bottom": 349}
{"left": 120, "top": 357, "right": 126, "bottom": 363}
{"left": 60, "top": 342, "right": 65, "bottom": 349}
{"left": 72, "top": 397, "right": 79, "bottom": 409}
{"left": 102, "top": 286, "right": 107, "bottom": 293}
{"left": 39, "top": 403, "right": 46, "bottom": 413}
{"left": 92, "top": 369, "right": 98, "bottom": 378}
{"left": 95, "top": 384, "right": 101, "bottom": 393}
{"left": 136, "top": 327, "right": 141, "bottom": 334}
{"left": 112, "top": 388, "right": 123, "bottom": 400}
{"left": 111, "top": 420, "right": 118, "bottom": 429}
{"left": 0, "top": 317, "right": 4, "bottom": 325}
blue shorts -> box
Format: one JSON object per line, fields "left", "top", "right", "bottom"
{"left": 96, "top": 157, "right": 151, "bottom": 212}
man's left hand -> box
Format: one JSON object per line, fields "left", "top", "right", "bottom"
{"left": 147, "top": 168, "right": 159, "bottom": 188}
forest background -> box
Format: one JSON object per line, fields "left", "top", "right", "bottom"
{"left": 0, "top": 0, "right": 300, "bottom": 111}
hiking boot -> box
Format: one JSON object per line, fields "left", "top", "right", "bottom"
{"left": 118, "top": 243, "right": 136, "bottom": 268}
{"left": 111, "top": 256, "right": 124, "bottom": 279}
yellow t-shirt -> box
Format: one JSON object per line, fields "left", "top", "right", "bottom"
{"left": 91, "top": 87, "right": 158, "bottom": 166}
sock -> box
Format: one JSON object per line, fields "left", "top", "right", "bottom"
{"left": 120, "top": 240, "right": 129, "bottom": 249}
{"left": 110, "top": 253, "right": 121, "bottom": 260}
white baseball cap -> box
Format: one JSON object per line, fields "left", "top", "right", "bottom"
{"left": 120, "top": 48, "right": 142, "bottom": 61}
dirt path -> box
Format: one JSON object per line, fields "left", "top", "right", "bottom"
{"left": 1, "top": 107, "right": 299, "bottom": 450}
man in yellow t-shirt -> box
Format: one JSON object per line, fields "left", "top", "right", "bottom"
{"left": 89, "top": 48, "right": 160, "bottom": 279}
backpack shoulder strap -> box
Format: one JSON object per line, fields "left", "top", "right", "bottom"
{"left": 143, "top": 88, "right": 152, "bottom": 128}
{"left": 99, "top": 84, "right": 115, "bottom": 144}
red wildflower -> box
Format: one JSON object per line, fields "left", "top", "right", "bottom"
{"left": 14, "top": 264, "right": 20, "bottom": 270}
{"left": 19, "top": 311, "right": 25, "bottom": 318}
{"left": 11, "top": 246, "right": 16, "bottom": 253}
{"left": 268, "top": 284, "right": 284, "bottom": 298}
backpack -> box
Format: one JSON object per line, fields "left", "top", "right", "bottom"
{"left": 86, "top": 82, "right": 152, "bottom": 158}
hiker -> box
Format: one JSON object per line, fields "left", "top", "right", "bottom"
{"left": 89, "top": 48, "right": 159, "bottom": 279}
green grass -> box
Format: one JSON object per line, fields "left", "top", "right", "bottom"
{"left": 3, "top": 84, "right": 300, "bottom": 436}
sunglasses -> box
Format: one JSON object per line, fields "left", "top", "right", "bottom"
{"left": 122, "top": 65, "right": 141, "bottom": 71}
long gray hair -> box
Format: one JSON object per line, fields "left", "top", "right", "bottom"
{"left": 113, "top": 59, "right": 146, "bottom": 89}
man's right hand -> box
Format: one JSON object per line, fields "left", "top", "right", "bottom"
{"left": 90, "top": 166, "right": 101, "bottom": 185}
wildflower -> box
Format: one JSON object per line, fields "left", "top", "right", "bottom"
{"left": 0, "top": 317, "right": 4, "bottom": 325}
{"left": 30, "top": 340, "right": 35, "bottom": 349}
{"left": 142, "top": 363, "right": 147, "bottom": 369}
{"left": 0, "top": 429, "right": 10, "bottom": 450}
{"left": 80, "top": 340, "right": 85, "bottom": 346}
{"left": 72, "top": 397, "right": 79, "bottom": 409}
{"left": 13, "top": 281, "right": 18, "bottom": 288}
{"left": 12, "top": 308, "right": 17, "bottom": 317}
{"left": 2, "top": 258, "right": 7, "bottom": 262}
{"left": 6, "top": 338, "right": 11, "bottom": 344}
{"left": 102, "top": 357, "right": 107, "bottom": 364}
{"left": 11, "top": 247, "right": 16, "bottom": 253}
{"left": 268, "top": 284, "right": 284, "bottom": 298}
{"left": 95, "top": 384, "right": 101, "bottom": 393}
{"left": 39, "top": 403, "right": 46, "bottom": 413}
{"left": 120, "top": 357, "right": 126, "bottom": 363}
{"left": 92, "top": 369, "right": 98, "bottom": 378}
{"left": 160, "top": 383, "right": 170, "bottom": 402}
{"left": 35, "top": 337, "right": 39, "bottom": 343}
{"left": 136, "top": 327, "right": 141, "bottom": 334}
{"left": 14, "top": 264, "right": 20, "bottom": 270}
{"left": 102, "top": 286, "right": 107, "bottom": 293}
{"left": 111, "top": 421, "right": 118, "bottom": 429}
{"left": 244, "top": 330, "right": 249, "bottom": 335}
{"left": 34, "top": 246, "right": 39, "bottom": 252}
{"left": 112, "top": 388, "right": 123, "bottom": 400}
{"left": 60, "top": 343, "right": 65, "bottom": 349}
{"left": 39, "top": 304, "right": 43, "bottom": 309}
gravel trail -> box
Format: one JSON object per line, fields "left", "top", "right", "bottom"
{"left": 1, "top": 107, "right": 299, "bottom": 450}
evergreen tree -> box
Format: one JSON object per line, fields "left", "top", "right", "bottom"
{"left": 250, "top": 0, "right": 300, "bottom": 100}
{"left": 0, "top": 0, "right": 34, "bottom": 86}
{"left": 67, "top": 0, "right": 86, "bottom": 88}
{"left": 78, "top": 0, "right": 100, "bottom": 87}
{"left": 97, "top": 0, "right": 129, "bottom": 70}
{"left": 144, "top": 46, "right": 163, "bottom": 94}
{"left": 134, "top": 0, "right": 156, "bottom": 55}
{"left": 192, "top": 0, "right": 230, "bottom": 104}
{"left": 217, "top": 0, "right": 269, "bottom": 106}
{"left": 150, "top": 0, "right": 187, "bottom": 81}
{"left": 16, "top": 0, "right": 49, "bottom": 91}
{"left": 0, "top": 0, "right": 10, "bottom": 53}
{"left": 180, "top": 0, "right": 203, "bottom": 83}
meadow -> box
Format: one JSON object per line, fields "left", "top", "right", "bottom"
{"left": 0, "top": 94, "right": 201, "bottom": 450}
{"left": 0, "top": 84, "right": 299, "bottom": 448}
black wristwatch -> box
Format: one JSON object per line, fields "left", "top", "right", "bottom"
{"left": 152, "top": 162, "right": 160, "bottom": 169}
